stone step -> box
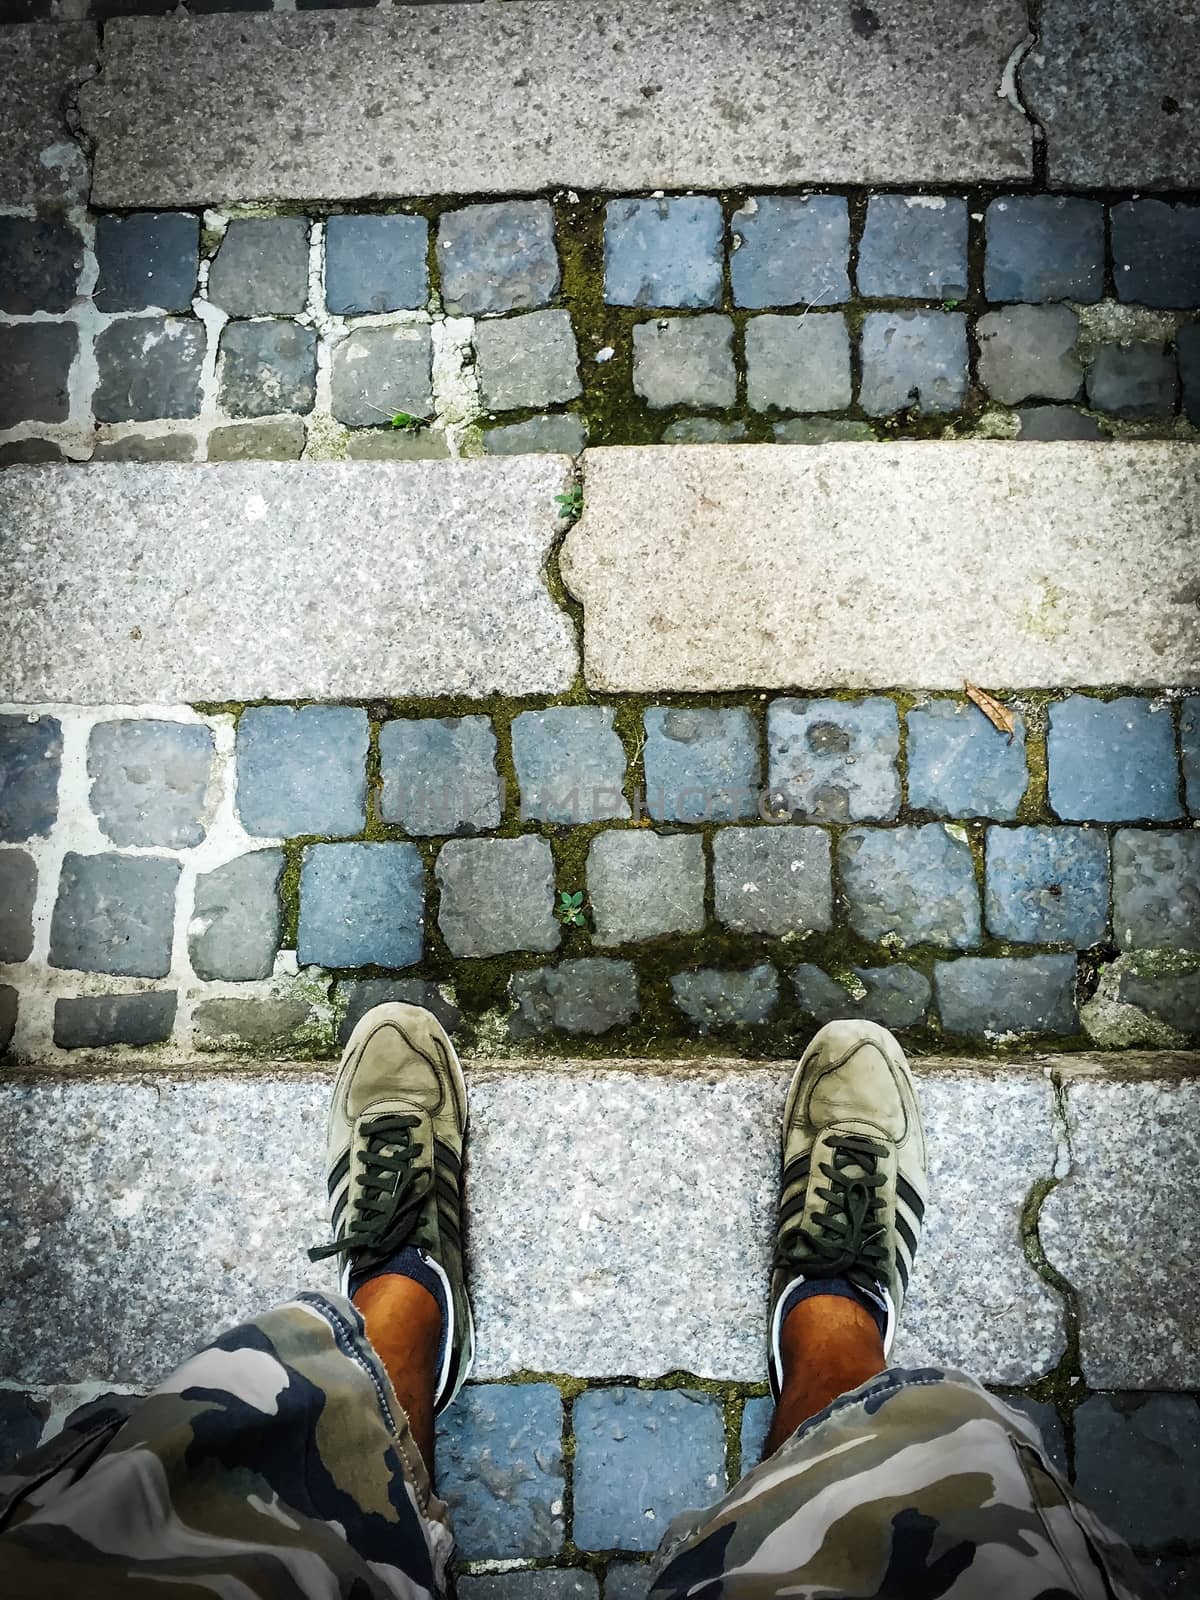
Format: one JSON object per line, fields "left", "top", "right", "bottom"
{"left": 0, "top": 1054, "right": 1195, "bottom": 1393}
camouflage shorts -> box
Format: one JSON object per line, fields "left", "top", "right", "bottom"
{"left": 0, "top": 1294, "right": 1149, "bottom": 1600}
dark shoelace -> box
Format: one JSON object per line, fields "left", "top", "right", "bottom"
{"left": 309, "top": 1112, "right": 431, "bottom": 1265}
{"left": 775, "top": 1131, "right": 889, "bottom": 1293}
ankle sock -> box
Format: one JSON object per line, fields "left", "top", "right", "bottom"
{"left": 350, "top": 1245, "right": 450, "bottom": 1376}
{"left": 779, "top": 1276, "right": 889, "bottom": 1344}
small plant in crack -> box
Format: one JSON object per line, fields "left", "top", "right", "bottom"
{"left": 555, "top": 889, "right": 587, "bottom": 927}
{"left": 390, "top": 410, "right": 432, "bottom": 432}
{"left": 555, "top": 484, "right": 584, "bottom": 522}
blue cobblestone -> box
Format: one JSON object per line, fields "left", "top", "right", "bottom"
{"left": 438, "top": 201, "right": 560, "bottom": 316}
{"left": 297, "top": 842, "right": 423, "bottom": 968}
{"left": 1182, "top": 698, "right": 1200, "bottom": 816}
{"left": 792, "top": 963, "right": 931, "bottom": 1028}
{"left": 94, "top": 211, "right": 199, "bottom": 313}
{"left": 1048, "top": 696, "right": 1182, "bottom": 822}
{"left": 588, "top": 831, "right": 705, "bottom": 947}
{"left": 840, "top": 824, "right": 981, "bottom": 949}
{"left": 604, "top": 196, "right": 723, "bottom": 309}
{"left": 324, "top": 213, "right": 428, "bottom": 315}
{"left": 745, "top": 312, "right": 851, "bottom": 413}
{"left": 93, "top": 318, "right": 204, "bottom": 423}
{"left": 236, "top": 705, "right": 369, "bottom": 838}
{"left": 1180, "top": 325, "right": 1200, "bottom": 428}
{"left": 573, "top": 1387, "right": 726, "bottom": 1553}
{"left": 0, "top": 216, "right": 83, "bottom": 314}
{"left": 49, "top": 851, "right": 180, "bottom": 978}
{"left": 984, "top": 196, "right": 1105, "bottom": 304}
{"left": 460, "top": 1575, "right": 597, "bottom": 1600}
{"left": 510, "top": 958, "right": 639, "bottom": 1037}
{"left": 729, "top": 195, "right": 850, "bottom": 310}
{"left": 207, "top": 217, "right": 309, "bottom": 317}
{"left": 859, "top": 310, "right": 968, "bottom": 416}
{"left": 0, "top": 849, "right": 36, "bottom": 963}
{"left": 985, "top": 826, "right": 1109, "bottom": 947}
{"left": 436, "top": 836, "right": 559, "bottom": 958}
{"left": 511, "top": 707, "right": 629, "bottom": 824}
{"left": 1086, "top": 341, "right": 1178, "bottom": 419}
{"left": 1111, "top": 200, "right": 1200, "bottom": 310}
{"left": 435, "top": 1382, "right": 565, "bottom": 1558}
{"left": 0, "top": 713, "right": 61, "bottom": 841}
{"left": 713, "top": 826, "right": 832, "bottom": 936}
{"left": 740, "top": 1395, "right": 774, "bottom": 1471}
{"left": 856, "top": 196, "right": 968, "bottom": 301}
{"left": 934, "top": 955, "right": 1078, "bottom": 1037}
{"left": 1112, "top": 830, "right": 1200, "bottom": 951}
{"left": 768, "top": 697, "right": 899, "bottom": 822}
{"left": 670, "top": 963, "right": 779, "bottom": 1032}
{"left": 642, "top": 706, "right": 759, "bottom": 822}
{"left": 1003, "top": 1397, "right": 1067, "bottom": 1476}
{"left": 1073, "top": 1393, "right": 1200, "bottom": 1550}
{"left": 604, "top": 1565, "right": 652, "bottom": 1600}
{"left": 53, "top": 991, "right": 177, "bottom": 1049}
{"left": 379, "top": 715, "right": 501, "bottom": 835}
{"left": 87, "top": 718, "right": 214, "bottom": 848}
{"left": 906, "top": 699, "right": 1028, "bottom": 820}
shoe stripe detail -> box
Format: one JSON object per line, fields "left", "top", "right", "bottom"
{"left": 895, "top": 1209, "right": 919, "bottom": 1261}
{"left": 327, "top": 1152, "right": 350, "bottom": 1197}
{"left": 434, "top": 1137, "right": 462, "bottom": 1176}
{"left": 782, "top": 1153, "right": 811, "bottom": 1185}
{"left": 897, "top": 1175, "right": 925, "bottom": 1222}
{"left": 777, "top": 1191, "right": 811, "bottom": 1229}
{"left": 895, "top": 1249, "right": 910, "bottom": 1293}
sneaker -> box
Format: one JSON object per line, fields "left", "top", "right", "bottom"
{"left": 768, "top": 1019, "right": 927, "bottom": 1399}
{"left": 310, "top": 1003, "right": 474, "bottom": 1413}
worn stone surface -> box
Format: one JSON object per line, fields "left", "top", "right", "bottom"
{"left": 343, "top": 429, "right": 449, "bottom": 461}
{"left": 642, "top": 706, "right": 759, "bottom": 822}
{"left": 94, "top": 212, "right": 199, "bottom": 313}
{"left": 87, "top": 718, "right": 214, "bottom": 848}
{"left": 92, "top": 432, "right": 199, "bottom": 462}
{"left": 0, "top": 439, "right": 64, "bottom": 466}
{"left": 859, "top": 310, "right": 968, "bottom": 416}
{"left": 0, "top": 714, "right": 61, "bottom": 841}
{"left": 207, "top": 418, "right": 305, "bottom": 461}
{"left": 773, "top": 418, "right": 876, "bottom": 443}
{"left": 1043, "top": 1077, "right": 1200, "bottom": 1388}
{"left": 52, "top": 991, "right": 176, "bottom": 1049}
{"left": 669, "top": 963, "right": 779, "bottom": 1032}
{"left": 745, "top": 313, "right": 851, "bottom": 413}
{"left": 840, "top": 824, "right": 981, "bottom": 949}
{"left": 436, "top": 1382, "right": 565, "bottom": 1558}
{"left": 0, "top": 322, "right": 77, "bottom": 427}
{"left": 985, "top": 826, "right": 1109, "bottom": 948}
{"left": 1023, "top": 1, "right": 1200, "bottom": 188}
{"left": 438, "top": 201, "right": 560, "bottom": 316}
{"left": 0, "top": 22, "right": 96, "bottom": 205}
{"left": 0, "top": 460, "right": 578, "bottom": 702}
{"left": 0, "top": 849, "right": 36, "bottom": 963}
{"left": 791, "top": 963, "right": 931, "bottom": 1028}
{"left": 1017, "top": 406, "right": 1104, "bottom": 441}
{"left": 730, "top": 195, "right": 850, "bottom": 310}
{"left": 207, "top": 217, "right": 309, "bottom": 317}
{"left": 712, "top": 825, "right": 832, "bottom": 936}
{"left": 1086, "top": 342, "right": 1179, "bottom": 420}
{"left": 1183, "top": 698, "right": 1200, "bottom": 816}
{"left": 0, "top": 216, "right": 83, "bottom": 314}
{"left": 217, "top": 321, "right": 317, "bottom": 418}
{"left": 740, "top": 1395, "right": 773, "bottom": 1471}
{"left": 509, "top": 960, "right": 638, "bottom": 1038}
{"left": 605, "top": 1565, "right": 652, "bottom": 1600}
{"left": 976, "top": 305, "right": 1083, "bottom": 405}
{"left": 662, "top": 418, "right": 748, "bottom": 444}
{"left": 325, "top": 212, "right": 428, "bottom": 315}
{"left": 1072, "top": 1394, "right": 1200, "bottom": 1549}
{"left": 331, "top": 325, "right": 433, "bottom": 426}
{"left": 192, "top": 996, "right": 316, "bottom": 1050}
{"left": 475, "top": 310, "right": 581, "bottom": 412}
{"left": 559, "top": 444, "right": 1200, "bottom": 692}
{"left": 297, "top": 842, "right": 424, "bottom": 969}
{"left": 436, "top": 837, "right": 559, "bottom": 959}
{"left": 48, "top": 851, "right": 180, "bottom": 978}
{"left": 335, "top": 978, "right": 461, "bottom": 1046}
{"left": 574, "top": 1388, "right": 725, "bottom": 1552}
{"left": 1049, "top": 696, "right": 1182, "bottom": 822}
{"left": 511, "top": 707, "right": 629, "bottom": 824}
{"left": 379, "top": 715, "right": 501, "bottom": 835}
{"left": 906, "top": 699, "right": 1028, "bottom": 819}
{"left": 1117, "top": 964, "right": 1200, "bottom": 1040}
{"left": 767, "top": 697, "right": 899, "bottom": 822}
{"left": 189, "top": 850, "right": 283, "bottom": 982}
{"left": 93, "top": 318, "right": 205, "bottom": 423}
{"left": 1112, "top": 830, "right": 1200, "bottom": 951}
{"left": 605, "top": 196, "right": 723, "bottom": 309}
{"left": 461, "top": 1576, "right": 596, "bottom": 1600}
{"left": 83, "top": 6, "right": 1033, "bottom": 205}
{"left": 934, "top": 955, "right": 1078, "bottom": 1037}
{"left": 0, "top": 1065, "right": 1064, "bottom": 1385}
{"left": 632, "top": 316, "right": 735, "bottom": 409}
{"left": 983, "top": 197, "right": 1105, "bottom": 304}
{"left": 236, "top": 705, "right": 368, "bottom": 838}
{"left": 587, "top": 831, "right": 706, "bottom": 947}
{"left": 1111, "top": 201, "right": 1200, "bottom": 311}
{"left": 1177, "top": 325, "right": 1200, "bottom": 430}
{"left": 857, "top": 195, "right": 968, "bottom": 301}
{"left": 0, "top": 985, "right": 15, "bottom": 1055}
{"left": 483, "top": 415, "right": 586, "bottom": 457}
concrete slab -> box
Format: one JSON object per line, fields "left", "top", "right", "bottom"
{"left": 1023, "top": 0, "right": 1200, "bottom": 189}
{"left": 0, "top": 23, "right": 97, "bottom": 207}
{"left": 1040, "top": 1077, "right": 1200, "bottom": 1390}
{"left": 80, "top": 2, "right": 1032, "bottom": 207}
{"left": 0, "top": 460, "right": 577, "bottom": 703}
{"left": 560, "top": 444, "right": 1200, "bottom": 692}
{"left": 0, "top": 1062, "right": 1062, "bottom": 1388}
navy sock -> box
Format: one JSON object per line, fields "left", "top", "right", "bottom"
{"left": 350, "top": 1245, "right": 449, "bottom": 1375}
{"left": 779, "top": 1276, "right": 889, "bottom": 1344}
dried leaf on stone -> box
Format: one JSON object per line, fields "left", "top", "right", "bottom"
{"left": 964, "top": 681, "right": 1016, "bottom": 742}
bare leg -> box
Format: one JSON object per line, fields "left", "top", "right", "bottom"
{"left": 353, "top": 1276, "right": 442, "bottom": 1474}
{"left": 763, "top": 1293, "right": 886, "bottom": 1458}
